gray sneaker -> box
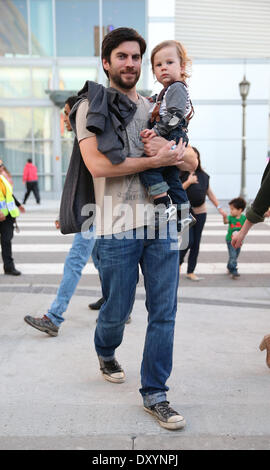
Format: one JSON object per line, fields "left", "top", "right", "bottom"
{"left": 98, "top": 356, "right": 125, "bottom": 383}
{"left": 144, "top": 401, "right": 186, "bottom": 430}
{"left": 24, "top": 315, "right": 59, "bottom": 337}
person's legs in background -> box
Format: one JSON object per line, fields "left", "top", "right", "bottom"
{"left": 46, "top": 229, "right": 96, "bottom": 326}
{"left": 24, "top": 227, "right": 96, "bottom": 335}
{"left": 226, "top": 240, "right": 241, "bottom": 279}
{"left": 23, "top": 182, "right": 32, "bottom": 204}
{"left": 32, "top": 181, "right": 40, "bottom": 204}
{"left": 179, "top": 222, "right": 194, "bottom": 269}
{"left": 0, "top": 215, "right": 20, "bottom": 275}
{"left": 185, "top": 212, "right": 206, "bottom": 281}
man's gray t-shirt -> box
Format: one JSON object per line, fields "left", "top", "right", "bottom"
{"left": 76, "top": 95, "right": 152, "bottom": 236}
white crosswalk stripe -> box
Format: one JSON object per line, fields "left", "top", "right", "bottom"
{"left": 8, "top": 243, "right": 270, "bottom": 252}
{"left": 12, "top": 263, "right": 270, "bottom": 275}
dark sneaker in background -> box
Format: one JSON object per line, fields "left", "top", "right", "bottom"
{"left": 24, "top": 315, "right": 59, "bottom": 337}
{"left": 88, "top": 297, "right": 105, "bottom": 310}
{"left": 144, "top": 401, "right": 186, "bottom": 430}
{"left": 98, "top": 356, "right": 125, "bottom": 383}
{"left": 231, "top": 272, "right": 240, "bottom": 279}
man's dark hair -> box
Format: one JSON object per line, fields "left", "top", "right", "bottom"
{"left": 101, "top": 27, "right": 146, "bottom": 77}
{"left": 229, "top": 197, "right": 246, "bottom": 211}
{"left": 65, "top": 96, "right": 78, "bottom": 110}
{"left": 27, "top": 158, "right": 32, "bottom": 163}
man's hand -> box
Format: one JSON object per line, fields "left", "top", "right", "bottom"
{"left": 152, "top": 140, "right": 186, "bottom": 169}
{"left": 221, "top": 211, "right": 228, "bottom": 224}
{"left": 142, "top": 135, "right": 165, "bottom": 157}
{"left": 231, "top": 230, "right": 245, "bottom": 249}
{"left": 19, "top": 205, "right": 25, "bottom": 214}
{"left": 0, "top": 212, "right": 6, "bottom": 222}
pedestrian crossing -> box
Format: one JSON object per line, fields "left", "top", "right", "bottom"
{"left": 1, "top": 213, "right": 270, "bottom": 277}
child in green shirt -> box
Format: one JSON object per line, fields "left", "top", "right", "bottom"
{"left": 223, "top": 197, "right": 246, "bottom": 279}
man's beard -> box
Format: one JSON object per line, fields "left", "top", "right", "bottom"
{"left": 109, "top": 68, "right": 140, "bottom": 90}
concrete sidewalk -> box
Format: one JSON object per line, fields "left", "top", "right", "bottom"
{"left": 1, "top": 282, "right": 270, "bottom": 450}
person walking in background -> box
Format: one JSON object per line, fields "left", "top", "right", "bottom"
{"left": 0, "top": 159, "right": 13, "bottom": 186}
{"left": 232, "top": 159, "right": 270, "bottom": 368}
{"left": 0, "top": 161, "right": 25, "bottom": 275}
{"left": 222, "top": 197, "right": 246, "bottom": 279}
{"left": 24, "top": 223, "right": 97, "bottom": 336}
{"left": 179, "top": 147, "right": 226, "bottom": 281}
{"left": 24, "top": 95, "right": 97, "bottom": 337}
{"left": 22, "top": 158, "right": 40, "bottom": 204}
{"left": 23, "top": 95, "right": 131, "bottom": 336}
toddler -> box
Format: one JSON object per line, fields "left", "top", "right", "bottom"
{"left": 140, "top": 40, "right": 195, "bottom": 231}
{"left": 223, "top": 197, "right": 246, "bottom": 279}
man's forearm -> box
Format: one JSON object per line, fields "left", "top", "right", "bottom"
{"left": 178, "top": 146, "right": 198, "bottom": 172}
{"left": 80, "top": 137, "right": 184, "bottom": 178}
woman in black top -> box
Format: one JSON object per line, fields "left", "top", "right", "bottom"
{"left": 179, "top": 147, "right": 226, "bottom": 281}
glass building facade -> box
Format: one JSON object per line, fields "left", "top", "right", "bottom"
{"left": 0, "top": 0, "right": 146, "bottom": 196}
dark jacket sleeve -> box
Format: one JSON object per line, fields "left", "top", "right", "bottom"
{"left": 246, "top": 161, "right": 270, "bottom": 223}
{"left": 59, "top": 137, "right": 95, "bottom": 234}
{"left": 13, "top": 195, "right": 22, "bottom": 207}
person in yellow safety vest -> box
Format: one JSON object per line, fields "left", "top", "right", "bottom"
{"left": 0, "top": 166, "right": 25, "bottom": 275}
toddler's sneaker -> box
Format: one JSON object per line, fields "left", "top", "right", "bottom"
{"left": 231, "top": 272, "right": 240, "bottom": 279}
{"left": 177, "top": 213, "right": 196, "bottom": 233}
{"left": 153, "top": 204, "right": 177, "bottom": 229}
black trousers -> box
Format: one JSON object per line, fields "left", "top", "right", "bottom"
{"left": 179, "top": 212, "right": 207, "bottom": 274}
{"left": 0, "top": 214, "right": 15, "bottom": 270}
{"left": 23, "top": 181, "right": 40, "bottom": 203}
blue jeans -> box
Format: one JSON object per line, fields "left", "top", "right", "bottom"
{"left": 226, "top": 240, "right": 241, "bottom": 275}
{"left": 94, "top": 223, "right": 179, "bottom": 407}
{"left": 47, "top": 227, "right": 96, "bottom": 327}
{"left": 139, "top": 165, "right": 189, "bottom": 208}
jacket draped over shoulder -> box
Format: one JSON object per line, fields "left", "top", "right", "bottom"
{"left": 70, "top": 80, "right": 137, "bottom": 164}
{"left": 59, "top": 81, "right": 137, "bottom": 234}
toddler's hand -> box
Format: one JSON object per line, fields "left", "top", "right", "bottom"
{"left": 188, "top": 172, "right": 198, "bottom": 184}
{"left": 140, "top": 129, "right": 156, "bottom": 140}
{"left": 219, "top": 209, "right": 227, "bottom": 218}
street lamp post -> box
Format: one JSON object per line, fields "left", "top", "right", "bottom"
{"left": 239, "top": 75, "right": 250, "bottom": 199}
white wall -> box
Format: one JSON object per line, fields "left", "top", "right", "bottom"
{"left": 188, "top": 62, "right": 270, "bottom": 199}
